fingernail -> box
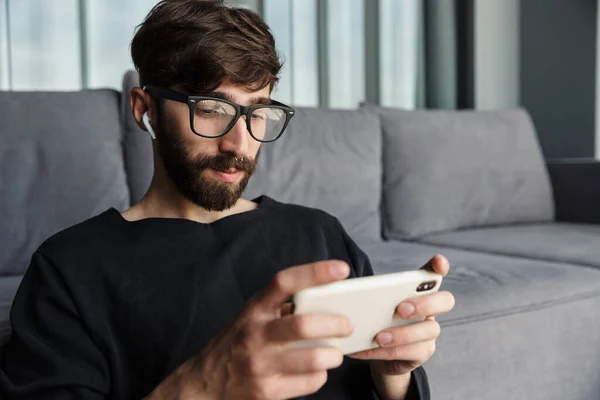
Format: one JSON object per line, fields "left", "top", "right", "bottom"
{"left": 399, "top": 302, "right": 415, "bottom": 319}
{"left": 346, "top": 318, "right": 355, "bottom": 333}
{"left": 378, "top": 332, "right": 393, "bottom": 346}
{"left": 331, "top": 262, "right": 349, "bottom": 278}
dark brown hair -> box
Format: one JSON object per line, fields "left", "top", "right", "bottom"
{"left": 131, "top": 0, "right": 281, "bottom": 94}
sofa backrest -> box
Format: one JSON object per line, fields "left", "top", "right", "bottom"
{"left": 372, "top": 107, "right": 555, "bottom": 239}
{"left": 0, "top": 90, "right": 130, "bottom": 276}
{"left": 243, "top": 107, "right": 383, "bottom": 243}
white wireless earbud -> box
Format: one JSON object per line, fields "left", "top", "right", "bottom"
{"left": 142, "top": 111, "right": 157, "bottom": 140}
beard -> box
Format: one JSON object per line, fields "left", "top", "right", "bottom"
{"left": 155, "top": 124, "right": 259, "bottom": 212}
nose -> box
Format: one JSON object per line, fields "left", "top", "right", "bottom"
{"left": 218, "top": 115, "right": 249, "bottom": 158}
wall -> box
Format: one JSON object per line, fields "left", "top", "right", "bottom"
{"left": 597, "top": 0, "right": 600, "bottom": 159}
{"left": 521, "top": 0, "right": 597, "bottom": 158}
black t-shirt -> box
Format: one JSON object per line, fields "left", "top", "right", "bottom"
{"left": 0, "top": 196, "right": 429, "bottom": 399}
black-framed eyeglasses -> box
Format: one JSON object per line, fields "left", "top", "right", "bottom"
{"left": 144, "top": 85, "right": 295, "bottom": 143}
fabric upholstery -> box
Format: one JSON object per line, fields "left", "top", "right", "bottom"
{"left": 417, "top": 222, "right": 600, "bottom": 268}
{"left": 244, "top": 107, "right": 383, "bottom": 243}
{"left": 360, "top": 240, "right": 600, "bottom": 399}
{"left": 374, "top": 107, "right": 555, "bottom": 239}
{"left": 121, "top": 71, "right": 153, "bottom": 205}
{"left": 0, "top": 90, "right": 130, "bottom": 276}
{"left": 0, "top": 277, "right": 23, "bottom": 345}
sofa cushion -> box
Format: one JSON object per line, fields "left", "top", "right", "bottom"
{"left": 374, "top": 107, "right": 554, "bottom": 239}
{"left": 361, "top": 240, "right": 600, "bottom": 323}
{"left": 0, "top": 276, "right": 22, "bottom": 345}
{"left": 0, "top": 90, "right": 130, "bottom": 276}
{"left": 417, "top": 222, "right": 600, "bottom": 268}
{"left": 244, "top": 107, "right": 383, "bottom": 243}
{"left": 121, "top": 71, "right": 153, "bottom": 204}
{"left": 360, "top": 240, "right": 600, "bottom": 399}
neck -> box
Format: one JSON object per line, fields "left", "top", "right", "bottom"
{"left": 121, "top": 155, "right": 257, "bottom": 224}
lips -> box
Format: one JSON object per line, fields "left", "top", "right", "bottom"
{"left": 209, "top": 168, "right": 242, "bottom": 183}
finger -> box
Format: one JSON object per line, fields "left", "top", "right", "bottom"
{"left": 420, "top": 254, "right": 450, "bottom": 276}
{"left": 264, "top": 313, "right": 353, "bottom": 342}
{"left": 268, "top": 371, "right": 328, "bottom": 399}
{"left": 257, "top": 260, "right": 350, "bottom": 311}
{"left": 374, "top": 319, "right": 440, "bottom": 348}
{"left": 240, "top": 347, "right": 342, "bottom": 377}
{"left": 395, "top": 291, "right": 455, "bottom": 319}
{"left": 348, "top": 339, "right": 436, "bottom": 362}
{"left": 276, "top": 347, "right": 344, "bottom": 374}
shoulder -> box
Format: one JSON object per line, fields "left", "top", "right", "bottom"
{"left": 37, "top": 208, "right": 123, "bottom": 266}
{"left": 259, "top": 196, "right": 343, "bottom": 232}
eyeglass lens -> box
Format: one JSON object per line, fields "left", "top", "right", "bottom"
{"left": 192, "top": 99, "right": 286, "bottom": 141}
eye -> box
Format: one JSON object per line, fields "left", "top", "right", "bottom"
{"left": 252, "top": 109, "right": 267, "bottom": 120}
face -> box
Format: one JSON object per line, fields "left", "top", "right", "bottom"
{"left": 153, "top": 83, "right": 268, "bottom": 211}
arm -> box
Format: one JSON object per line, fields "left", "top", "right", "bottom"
{"left": 0, "top": 252, "right": 109, "bottom": 399}
{"left": 546, "top": 158, "right": 600, "bottom": 224}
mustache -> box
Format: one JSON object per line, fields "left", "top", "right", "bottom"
{"left": 191, "top": 153, "right": 257, "bottom": 174}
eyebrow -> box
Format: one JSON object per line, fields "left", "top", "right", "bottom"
{"left": 204, "top": 91, "right": 272, "bottom": 106}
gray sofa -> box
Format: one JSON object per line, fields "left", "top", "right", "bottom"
{"left": 2, "top": 71, "right": 600, "bottom": 400}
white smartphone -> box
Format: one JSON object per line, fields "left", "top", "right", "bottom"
{"left": 290, "top": 270, "right": 442, "bottom": 355}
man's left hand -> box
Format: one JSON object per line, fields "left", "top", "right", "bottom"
{"left": 348, "top": 255, "right": 455, "bottom": 399}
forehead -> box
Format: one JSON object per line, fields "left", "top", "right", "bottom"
{"left": 213, "top": 82, "right": 271, "bottom": 104}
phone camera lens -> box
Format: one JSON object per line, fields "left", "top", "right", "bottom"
{"left": 417, "top": 281, "right": 437, "bottom": 292}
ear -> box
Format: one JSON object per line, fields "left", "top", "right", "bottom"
{"left": 130, "top": 87, "right": 156, "bottom": 138}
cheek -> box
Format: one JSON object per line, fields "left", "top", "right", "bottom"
{"left": 249, "top": 143, "right": 262, "bottom": 160}
{"left": 161, "top": 104, "right": 191, "bottom": 139}
{"left": 163, "top": 104, "right": 218, "bottom": 149}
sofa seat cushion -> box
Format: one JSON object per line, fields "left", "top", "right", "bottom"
{"left": 0, "top": 90, "right": 130, "bottom": 276}
{"left": 360, "top": 240, "right": 600, "bottom": 399}
{"left": 416, "top": 223, "right": 600, "bottom": 268}
{"left": 244, "top": 107, "right": 383, "bottom": 243}
{"left": 360, "top": 240, "right": 600, "bottom": 325}
{"left": 0, "top": 276, "right": 22, "bottom": 346}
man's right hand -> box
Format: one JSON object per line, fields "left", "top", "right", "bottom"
{"left": 146, "top": 260, "right": 354, "bottom": 400}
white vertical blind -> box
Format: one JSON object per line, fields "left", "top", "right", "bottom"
{"left": 0, "top": 0, "right": 425, "bottom": 111}
{"left": 290, "top": 0, "right": 318, "bottom": 107}
{"left": 85, "top": 0, "right": 157, "bottom": 89}
{"left": 326, "top": 0, "right": 365, "bottom": 109}
{"left": 263, "top": 0, "right": 293, "bottom": 104}
{"left": 263, "top": 0, "right": 319, "bottom": 106}
{"left": 0, "top": 0, "right": 9, "bottom": 90}
{"left": 379, "top": 0, "right": 421, "bottom": 108}
{"left": 8, "top": 0, "right": 81, "bottom": 90}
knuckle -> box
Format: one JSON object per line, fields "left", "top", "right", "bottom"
{"left": 272, "top": 271, "right": 291, "bottom": 294}
{"left": 247, "top": 380, "right": 270, "bottom": 400}
{"left": 391, "top": 345, "right": 404, "bottom": 360}
{"left": 431, "top": 321, "right": 441, "bottom": 338}
{"left": 394, "top": 327, "right": 413, "bottom": 345}
{"left": 246, "top": 355, "right": 265, "bottom": 376}
{"left": 238, "top": 322, "right": 261, "bottom": 352}
{"left": 305, "top": 371, "right": 328, "bottom": 394}
{"left": 305, "top": 349, "right": 326, "bottom": 371}
{"left": 292, "top": 315, "right": 312, "bottom": 338}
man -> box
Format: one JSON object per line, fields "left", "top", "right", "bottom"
{"left": 0, "top": 1, "right": 455, "bottom": 399}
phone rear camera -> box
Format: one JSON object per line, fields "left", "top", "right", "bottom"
{"left": 416, "top": 281, "right": 437, "bottom": 292}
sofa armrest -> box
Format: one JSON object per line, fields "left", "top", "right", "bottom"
{"left": 546, "top": 158, "right": 600, "bottom": 224}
